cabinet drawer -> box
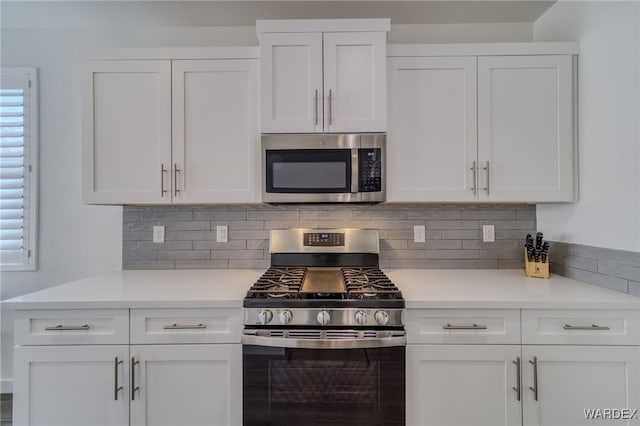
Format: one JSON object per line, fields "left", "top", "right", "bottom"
{"left": 522, "top": 309, "right": 640, "bottom": 345}
{"left": 406, "top": 309, "right": 520, "bottom": 344}
{"left": 130, "top": 308, "right": 242, "bottom": 344}
{"left": 14, "top": 309, "right": 129, "bottom": 345}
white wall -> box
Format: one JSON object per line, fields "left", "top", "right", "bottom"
{"left": 0, "top": 1, "right": 534, "bottom": 391}
{"left": 534, "top": 1, "right": 640, "bottom": 252}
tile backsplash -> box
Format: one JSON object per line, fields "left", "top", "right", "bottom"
{"left": 123, "top": 204, "right": 536, "bottom": 270}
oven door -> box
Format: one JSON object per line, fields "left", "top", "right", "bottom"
{"left": 243, "top": 344, "right": 405, "bottom": 426}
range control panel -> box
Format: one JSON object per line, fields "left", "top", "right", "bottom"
{"left": 303, "top": 232, "right": 345, "bottom": 247}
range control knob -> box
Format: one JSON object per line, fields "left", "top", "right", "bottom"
{"left": 279, "top": 310, "right": 293, "bottom": 325}
{"left": 374, "top": 310, "right": 389, "bottom": 326}
{"left": 258, "top": 310, "right": 273, "bottom": 325}
{"left": 317, "top": 310, "right": 331, "bottom": 326}
{"left": 354, "top": 310, "right": 368, "bottom": 325}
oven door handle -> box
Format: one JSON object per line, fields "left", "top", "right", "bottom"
{"left": 242, "top": 334, "right": 406, "bottom": 349}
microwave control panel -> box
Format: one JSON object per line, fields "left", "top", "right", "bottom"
{"left": 358, "top": 148, "right": 382, "bottom": 192}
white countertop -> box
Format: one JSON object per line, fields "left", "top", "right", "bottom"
{"left": 3, "top": 269, "right": 639, "bottom": 310}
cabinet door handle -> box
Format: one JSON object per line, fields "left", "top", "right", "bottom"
{"left": 160, "top": 164, "right": 167, "bottom": 197}
{"left": 483, "top": 161, "right": 490, "bottom": 195}
{"left": 328, "top": 89, "right": 333, "bottom": 126}
{"left": 131, "top": 357, "right": 140, "bottom": 401}
{"left": 442, "top": 323, "right": 488, "bottom": 330}
{"left": 470, "top": 161, "right": 477, "bottom": 195}
{"left": 114, "top": 357, "right": 123, "bottom": 401}
{"left": 512, "top": 357, "right": 521, "bottom": 402}
{"left": 314, "top": 89, "right": 319, "bottom": 127}
{"left": 162, "top": 323, "right": 207, "bottom": 330}
{"left": 173, "top": 163, "right": 180, "bottom": 197}
{"left": 44, "top": 324, "right": 90, "bottom": 331}
{"left": 563, "top": 324, "right": 610, "bottom": 331}
{"left": 529, "top": 356, "right": 538, "bottom": 401}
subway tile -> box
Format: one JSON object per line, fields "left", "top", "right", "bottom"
{"left": 380, "top": 239, "right": 408, "bottom": 250}
{"left": 170, "top": 230, "right": 216, "bottom": 241}
{"left": 380, "top": 250, "right": 425, "bottom": 260}
{"left": 247, "top": 210, "right": 300, "bottom": 220}
{"left": 460, "top": 210, "right": 516, "bottom": 220}
{"left": 427, "top": 220, "right": 479, "bottom": 230}
{"left": 559, "top": 267, "right": 629, "bottom": 294}
{"left": 426, "top": 250, "right": 479, "bottom": 260}
{"left": 597, "top": 260, "right": 640, "bottom": 281}
{"left": 386, "top": 230, "right": 413, "bottom": 240}
{"left": 140, "top": 211, "right": 193, "bottom": 221}
{"left": 229, "top": 230, "right": 270, "bottom": 240}
{"left": 498, "top": 259, "right": 525, "bottom": 269}
{"left": 571, "top": 244, "right": 640, "bottom": 266}
{"left": 516, "top": 209, "right": 537, "bottom": 220}
{"left": 552, "top": 255, "right": 598, "bottom": 272}
{"left": 442, "top": 230, "right": 482, "bottom": 240}
{"left": 426, "top": 240, "right": 462, "bottom": 250}
{"left": 123, "top": 250, "right": 158, "bottom": 260}
{"left": 407, "top": 210, "right": 462, "bottom": 220}
{"left": 229, "top": 259, "right": 271, "bottom": 269}
{"left": 313, "top": 220, "right": 363, "bottom": 229}
{"left": 247, "top": 239, "right": 269, "bottom": 250}
{"left": 300, "top": 210, "right": 354, "bottom": 220}
{"left": 123, "top": 221, "right": 153, "bottom": 231}
{"left": 354, "top": 210, "right": 408, "bottom": 220}
{"left": 123, "top": 231, "right": 153, "bottom": 241}
{"left": 489, "top": 220, "right": 536, "bottom": 230}
{"left": 162, "top": 221, "right": 211, "bottom": 231}
{"left": 174, "top": 260, "right": 229, "bottom": 269}
{"left": 138, "top": 241, "right": 193, "bottom": 251}
{"left": 462, "top": 240, "right": 519, "bottom": 250}
{"left": 479, "top": 249, "right": 521, "bottom": 260}
{"left": 214, "top": 220, "right": 264, "bottom": 230}
{"left": 495, "top": 230, "right": 533, "bottom": 240}
{"left": 194, "top": 240, "right": 246, "bottom": 250}
{"left": 123, "top": 241, "right": 140, "bottom": 251}
{"left": 628, "top": 281, "right": 640, "bottom": 297}
{"left": 263, "top": 220, "right": 314, "bottom": 230}
{"left": 212, "top": 250, "right": 265, "bottom": 260}
{"left": 123, "top": 211, "right": 141, "bottom": 222}
{"left": 193, "top": 210, "right": 247, "bottom": 220}
{"left": 158, "top": 250, "right": 210, "bottom": 261}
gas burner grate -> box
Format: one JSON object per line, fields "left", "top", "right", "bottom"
{"left": 342, "top": 267, "right": 401, "bottom": 300}
{"left": 247, "top": 267, "right": 307, "bottom": 299}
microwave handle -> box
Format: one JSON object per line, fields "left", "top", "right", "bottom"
{"left": 351, "top": 148, "right": 359, "bottom": 193}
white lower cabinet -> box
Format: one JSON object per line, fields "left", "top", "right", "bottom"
{"left": 130, "top": 344, "right": 242, "bottom": 426}
{"left": 407, "top": 345, "right": 522, "bottom": 426}
{"left": 13, "top": 345, "right": 130, "bottom": 426}
{"left": 522, "top": 346, "right": 640, "bottom": 426}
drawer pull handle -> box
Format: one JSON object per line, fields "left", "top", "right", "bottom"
{"left": 44, "top": 324, "right": 90, "bottom": 331}
{"left": 443, "top": 323, "right": 488, "bottom": 330}
{"left": 563, "top": 324, "right": 610, "bottom": 331}
{"left": 162, "top": 323, "right": 207, "bottom": 330}
{"left": 131, "top": 357, "right": 140, "bottom": 401}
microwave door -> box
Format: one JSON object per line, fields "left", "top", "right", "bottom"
{"left": 266, "top": 149, "right": 352, "bottom": 194}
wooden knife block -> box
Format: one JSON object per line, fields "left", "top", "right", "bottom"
{"left": 524, "top": 248, "right": 550, "bottom": 279}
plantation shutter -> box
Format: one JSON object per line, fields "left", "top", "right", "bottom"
{"left": 0, "top": 68, "right": 37, "bottom": 270}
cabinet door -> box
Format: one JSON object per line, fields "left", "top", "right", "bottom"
{"left": 387, "top": 57, "right": 478, "bottom": 201}
{"left": 323, "top": 32, "right": 387, "bottom": 133}
{"left": 13, "top": 345, "right": 129, "bottom": 426}
{"left": 83, "top": 60, "right": 172, "bottom": 204}
{"left": 130, "top": 344, "right": 242, "bottom": 426}
{"left": 522, "top": 346, "right": 640, "bottom": 426}
{"left": 260, "top": 33, "right": 323, "bottom": 133}
{"left": 407, "top": 345, "right": 522, "bottom": 426}
{"left": 172, "top": 60, "right": 259, "bottom": 203}
{"left": 478, "top": 55, "right": 575, "bottom": 202}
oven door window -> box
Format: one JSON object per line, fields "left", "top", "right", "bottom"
{"left": 243, "top": 345, "right": 405, "bottom": 426}
{"left": 265, "top": 149, "right": 351, "bottom": 193}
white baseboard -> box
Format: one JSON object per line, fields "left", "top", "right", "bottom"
{"left": 1, "top": 378, "right": 13, "bottom": 394}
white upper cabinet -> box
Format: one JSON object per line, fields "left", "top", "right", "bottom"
{"left": 172, "top": 59, "right": 259, "bottom": 203}
{"left": 83, "top": 53, "right": 260, "bottom": 204}
{"left": 258, "top": 19, "right": 389, "bottom": 133}
{"left": 387, "top": 46, "right": 577, "bottom": 203}
{"left": 387, "top": 57, "right": 478, "bottom": 202}
{"left": 83, "top": 60, "right": 171, "bottom": 204}
{"left": 478, "top": 55, "right": 575, "bottom": 202}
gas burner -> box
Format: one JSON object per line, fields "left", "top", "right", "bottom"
{"left": 246, "top": 267, "right": 307, "bottom": 299}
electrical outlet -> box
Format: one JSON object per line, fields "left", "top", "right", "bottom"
{"left": 216, "top": 225, "right": 228, "bottom": 243}
{"left": 482, "top": 225, "right": 495, "bottom": 242}
{"left": 413, "top": 225, "right": 426, "bottom": 243}
{"left": 153, "top": 226, "right": 165, "bottom": 243}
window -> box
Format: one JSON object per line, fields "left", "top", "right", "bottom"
{"left": 0, "top": 68, "right": 38, "bottom": 271}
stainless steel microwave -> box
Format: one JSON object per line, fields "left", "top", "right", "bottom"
{"left": 262, "top": 134, "right": 385, "bottom": 203}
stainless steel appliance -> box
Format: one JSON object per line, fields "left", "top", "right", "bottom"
{"left": 261, "top": 134, "right": 385, "bottom": 203}
{"left": 242, "top": 228, "right": 405, "bottom": 426}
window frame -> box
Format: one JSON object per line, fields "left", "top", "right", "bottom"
{"left": 0, "top": 67, "right": 38, "bottom": 271}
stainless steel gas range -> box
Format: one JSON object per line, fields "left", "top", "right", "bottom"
{"left": 242, "top": 228, "right": 405, "bottom": 426}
